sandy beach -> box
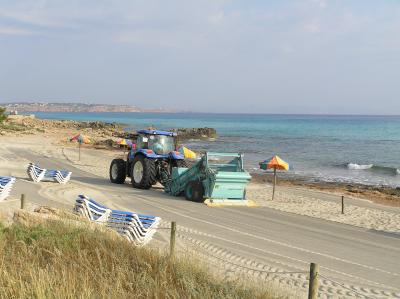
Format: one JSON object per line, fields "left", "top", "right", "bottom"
{"left": 1, "top": 120, "right": 399, "bottom": 234}
{"left": 1, "top": 120, "right": 400, "bottom": 298}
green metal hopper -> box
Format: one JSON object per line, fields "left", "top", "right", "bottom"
{"left": 165, "top": 152, "right": 252, "bottom": 203}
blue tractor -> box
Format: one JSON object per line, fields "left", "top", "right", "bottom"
{"left": 109, "top": 130, "right": 187, "bottom": 189}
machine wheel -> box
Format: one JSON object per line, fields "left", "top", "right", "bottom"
{"left": 184, "top": 180, "right": 204, "bottom": 202}
{"left": 131, "top": 155, "right": 156, "bottom": 189}
{"left": 109, "top": 159, "right": 127, "bottom": 184}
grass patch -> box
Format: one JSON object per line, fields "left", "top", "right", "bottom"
{"left": 0, "top": 218, "right": 283, "bottom": 299}
{"left": 0, "top": 122, "right": 29, "bottom": 132}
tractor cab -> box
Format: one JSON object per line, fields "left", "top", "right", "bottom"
{"left": 135, "top": 130, "right": 177, "bottom": 155}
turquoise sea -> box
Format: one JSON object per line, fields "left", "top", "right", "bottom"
{"left": 35, "top": 112, "right": 400, "bottom": 187}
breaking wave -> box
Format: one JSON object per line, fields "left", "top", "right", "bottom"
{"left": 346, "top": 163, "right": 400, "bottom": 175}
{"left": 347, "top": 163, "right": 373, "bottom": 170}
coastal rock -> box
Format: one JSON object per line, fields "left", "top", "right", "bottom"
{"left": 112, "top": 131, "right": 138, "bottom": 140}
{"left": 93, "top": 138, "right": 115, "bottom": 148}
{"left": 113, "top": 127, "right": 217, "bottom": 141}
{"left": 77, "top": 121, "right": 119, "bottom": 130}
{"left": 6, "top": 117, "right": 121, "bottom": 131}
{"left": 3, "top": 117, "right": 217, "bottom": 149}
{"left": 171, "top": 127, "right": 217, "bottom": 140}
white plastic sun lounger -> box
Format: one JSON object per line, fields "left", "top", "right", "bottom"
{"left": 74, "top": 196, "right": 160, "bottom": 246}
{"left": 74, "top": 195, "right": 160, "bottom": 242}
{"left": 74, "top": 195, "right": 111, "bottom": 222}
{"left": 0, "top": 176, "right": 16, "bottom": 201}
{"left": 106, "top": 209, "right": 160, "bottom": 245}
{"left": 27, "top": 163, "right": 46, "bottom": 182}
{"left": 74, "top": 195, "right": 160, "bottom": 245}
{"left": 27, "top": 163, "right": 72, "bottom": 184}
{"left": 43, "top": 169, "right": 72, "bottom": 184}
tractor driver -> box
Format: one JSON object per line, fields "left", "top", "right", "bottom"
{"left": 151, "top": 135, "right": 164, "bottom": 154}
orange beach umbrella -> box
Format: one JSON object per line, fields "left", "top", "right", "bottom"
{"left": 259, "top": 155, "right": 292, "bottom": 200}
{"left": 117, "top": 139, "right": 132, "bottom": 147}
{"left": 117, "top": 139, "right": 132, "bottom": 154}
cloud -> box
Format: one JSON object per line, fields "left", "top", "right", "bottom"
{"left": 208, "top": 11, "right": 225, "bottom": 24}
{"left": 115, "top": 29, "right": 179, "bottom": 48}
{"left": 0, "top": 26, "right": 37, "bottom": 36}
{"left": 310, "top": 0, "right": 328, "bottom": 8}
{"left": 282, "top": 44, "right": 295, "bottom": 54}
{"left": 1, "top": 0, "right": 400, "bottom": 113}
{"left": 0, "top": 1, "right": 120, "bottom": 29}
{"left": 304, "top": 22, "right": 321, "bottom": 34}
{"left": 0, "top": 4, "right": 64, "bottom": 27}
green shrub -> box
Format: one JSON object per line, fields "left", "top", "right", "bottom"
{"left": 0, "top": 107, "right": 6, "bottom": 123}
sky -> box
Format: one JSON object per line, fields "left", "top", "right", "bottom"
{"left": 0, "top": 0, "right": 399, "bottom": 114}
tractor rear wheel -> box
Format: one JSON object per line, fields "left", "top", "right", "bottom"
{"left": 184, "top": 180, "right": 204, "bottom": 202}
{"left": 109, "top": 159, "right": 126, "bottom": 184}
{"left": 131, "top": 155, "right": 156, "bottom": 189}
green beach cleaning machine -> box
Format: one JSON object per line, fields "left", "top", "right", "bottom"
{"left": 109, "top": 129, "right": 253, "bottom": 206}
{"left": 164, "top": 152, "right": 253, "bottom": 206}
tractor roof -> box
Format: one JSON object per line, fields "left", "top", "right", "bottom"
{"left": 137, "top": 129, "right": 177, "bottom": 137}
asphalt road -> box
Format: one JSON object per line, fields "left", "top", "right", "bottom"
{"left": 11, "top": 148, "right": 400, "bottom": 298}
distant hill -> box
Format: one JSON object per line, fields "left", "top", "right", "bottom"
{"left": 2, "top": 102, "right": 177, "bottom": 113}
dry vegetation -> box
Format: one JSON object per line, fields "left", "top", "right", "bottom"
{"left": 0, "top": 217, "right": 282, "bottom": 299}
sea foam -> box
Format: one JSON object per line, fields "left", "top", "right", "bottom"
{"left": 347, "top": 163, "right": 400, "bottom": 175}
{"left": 347, "top": 163, "right": 373, "bottom": 170}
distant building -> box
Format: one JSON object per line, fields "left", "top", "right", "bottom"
{"left": 9, "top": 110, "right": 18, "bottom": 115}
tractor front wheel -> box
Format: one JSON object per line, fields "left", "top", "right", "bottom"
{"left": 131, "top": 155, "right": 156, "bottom": 189}
{"left": 109, "top": 159, "right": 127, "bottom": 184}
{"left": 184, "top": 180, "right": 204, "bottom": 202}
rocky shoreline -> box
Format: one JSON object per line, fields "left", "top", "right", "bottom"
{"left": 114, "top": 127, "right": 216, "bottom": 141}
{"left": 1, "top": 115, "right": 217, "bottom": 145}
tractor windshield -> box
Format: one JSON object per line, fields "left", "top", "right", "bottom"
{"left": 135, "top": 134, "right": 175, "bottom": 155}
{"left": 150, "top": 135, "right": 175, "bottom": 154}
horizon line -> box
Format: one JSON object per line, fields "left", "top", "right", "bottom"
{"left": 29, "top": 111, "right": 400, "bottom": 117}
{"left": 2, "top": 102, "right": 399, "bottom": 117}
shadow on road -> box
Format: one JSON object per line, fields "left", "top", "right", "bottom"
{"left": 72, "top": 176, "right": 113, "bottom": 187}
{"left": 368, "top": 229, "right": 400, "bottom": 239}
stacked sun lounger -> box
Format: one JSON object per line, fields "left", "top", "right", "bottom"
{"left": 0, "top": 176, "right": 16, "bottom": 201}
{"left": 27, "top": 163, "right": 72, "bottom": 184}
{"left": 74, "top": 195, "right": 161, "bottom": 246}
